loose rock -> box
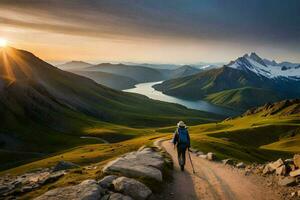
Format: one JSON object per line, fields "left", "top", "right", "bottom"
{"left": 278, "top": 177, "right": 297, "bottom": 187}
{"left": 236, "top": 162, "right": 246, "bottom": 169}
{"left": 98, "top": 175, "right": 118, "bottom": 189}
{"left": 269, "top": 159, "right": 284, "bottom": 170}
{"left": 222, "top": 159, "right": 234, "bottom": 165}
{"left": 207, "top": 152, "right": 216, "bottom": 161}
{"left": 113, "top": 177, "right": 152, "bottom": 200}
{"left": 289, "top": 169, "right": 300, "bottom": 177}
{"left": 109, "top": 193, "right": 133, "bottom": 200}
{"left": 276, "top": 165, "right": 287, "bottom": 176}
{"left": 35, "top": 179, "right": 102, "bottom": 200}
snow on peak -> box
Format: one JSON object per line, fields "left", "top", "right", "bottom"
{"left": 228, "top": 53, "right": 300, "bottom": 80}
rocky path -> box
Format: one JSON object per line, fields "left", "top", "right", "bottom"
{"left": 159, "top": 140, "right": 281, "bottom": 200}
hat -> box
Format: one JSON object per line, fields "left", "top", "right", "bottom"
{"left": 177, "top": 121, "right": 186, "bottom": 127}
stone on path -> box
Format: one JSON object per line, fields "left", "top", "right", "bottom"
{"left": 35, "top": 179, "right": 102, "bottom": 200}
{"left": 236, "top": 162, "right": 246, "bottom": 169}
{"left": 207, "top": 152, "right": 216, "bottom": 161}
{"left": 53, "top": 161, "right": 80, "bottom": 172}
{"left": 222, "top": 159, "right": 234, "bottom": 165}
{"left": 113, "top": 177, "right": 152, "bottom": 200}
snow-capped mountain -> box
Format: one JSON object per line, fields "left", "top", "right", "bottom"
{"left": 227, "top": 53, "right": 300, "bottom": 80}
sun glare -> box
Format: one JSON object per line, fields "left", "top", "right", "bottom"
{"left": 0, "top": 38, "right": 8, "bottom": 47}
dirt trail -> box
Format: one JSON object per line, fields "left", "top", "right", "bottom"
{"left": 159, "top": 140, "right": 281, "bottom": 200}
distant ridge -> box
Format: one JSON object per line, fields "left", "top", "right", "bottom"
{"left": 154, "top": 52, "right": 300, "bottom": 110}
{"left": 243, "top": 99, "right": 300, "bottom": 117}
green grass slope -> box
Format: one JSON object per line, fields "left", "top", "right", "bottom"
{"left": 157, "top": 99, "right": 300, "bottom": 163}
{"left": 204, "top": 87, "right": 281, "bottom": 110}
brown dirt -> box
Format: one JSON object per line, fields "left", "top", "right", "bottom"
{"left": 156, "top": 140, "right": 284, "bottom": 200}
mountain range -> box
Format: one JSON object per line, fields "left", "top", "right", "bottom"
{"left": 59, "top": 62, "right": 202, "bottom": 90}
{"left": 0, "top": 47, "right": 221, "bottom": 167}
{"left": 154, "top": 53, "right": 300, "bottom": 110}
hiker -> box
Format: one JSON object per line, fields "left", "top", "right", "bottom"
{"left": 172, "top": 121, "right": 190, "bottom": 171}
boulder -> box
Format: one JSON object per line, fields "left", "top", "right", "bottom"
{"left": 222, "top": 159, "right": 234, "bottom": 165}
{"left": 53, "top": 161, "right": 79, "bottom": 172}
{"left": 236, "top": 162, "right": 246, "bottom": 169}
{"left": 269, "top": 159, "right": 284, "bottom": 170}
{"left": 113, "top": 177, "right": 152, "bottom": 200}
{"left": 35, "top": 179, "right": 102, "bottom": 200}
{"left": 207, "top": 152, "right": 216, "bottom": 161}
{"left": 263, "top": 164, "right": 276, "bottom": 175}
{"left": 294, "top": 154, "right": 300, "bottom": 168}
{"left": 40, "top": 171, "right": 65, "bottom": 185}
{"left": 102, "top": 150, "right": 164, "bottom": 182}
{"left": 289, "top": 169, "right": 300, "bottom": 177}
{"left": 98, "top": 175, "right": 118, "bottom": 189}
{"left": 276, "top": 165, "right": 287, "bottom": 176}
{"left": 109, "top": 193, "right": 133, "bottom": 200}
{"left": 278, "top": 177, "right": 297, "bottom": 186}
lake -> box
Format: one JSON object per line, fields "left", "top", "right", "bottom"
{"left": 124, "top": 81, "right": 237, "bottom": 116}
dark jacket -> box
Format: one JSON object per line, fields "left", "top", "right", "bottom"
{"left": 172, "top": 127, "right": 190, "bottom": 147}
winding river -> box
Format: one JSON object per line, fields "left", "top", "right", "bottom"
{"left": 124, "top": 81, "right": 237, "bottom": 116}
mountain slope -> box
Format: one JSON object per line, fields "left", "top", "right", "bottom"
{"left": 154, "top": 53, "right": 300, "bottom": 110}
{"left": 0, "top": 47, "right": 222, "bottom": 168}
{"left": 68, "top": 70, "right": 137, "bottom": 90}
{"left": 204, "top": 87, "right": 281, "bottom": 110}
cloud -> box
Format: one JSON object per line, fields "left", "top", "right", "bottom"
{"left": 0, "top": 0, "right": 299, "bottom": 61}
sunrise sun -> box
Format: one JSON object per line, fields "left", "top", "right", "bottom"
{"left": 0, "top": 38, "right": 8, "bottom": 47}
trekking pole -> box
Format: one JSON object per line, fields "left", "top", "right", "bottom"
{"left": 188, "top": 149, "right": 195, "bottom": 174}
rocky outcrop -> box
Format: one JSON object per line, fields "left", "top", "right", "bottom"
{"left": 0, "top": 168, "right": 66, "bottom": 198}
{"left": 35, "top": 179, "right": 102, "bottom": 200}
{"left": 113, "top": 177, "right": 152, "bottom": 200}
{"left": 102, "top": 147, "right": 164, "bottom": 181}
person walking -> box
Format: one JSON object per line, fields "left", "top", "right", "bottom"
{"left": 172, "top": 121, "right": 190, "bottom": 171}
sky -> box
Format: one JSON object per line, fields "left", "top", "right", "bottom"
{"left": 0, "top": 0, "right": 299, "bottom": 64}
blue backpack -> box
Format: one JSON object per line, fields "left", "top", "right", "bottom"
{"left": 178, "top": 128, "right": 188, "bottom": 145}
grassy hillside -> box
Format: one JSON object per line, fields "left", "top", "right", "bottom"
{"left": 204, "top": 87, "right": 281, "bottom": 110}
{"left": 156, "top": 99, "right": 300, "bottom": 163}
{"left": 187, "top": 100, "right": 300, "bottom": 163}
{"left": 69, "top": 70, "right": 137, "bottom": 90}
